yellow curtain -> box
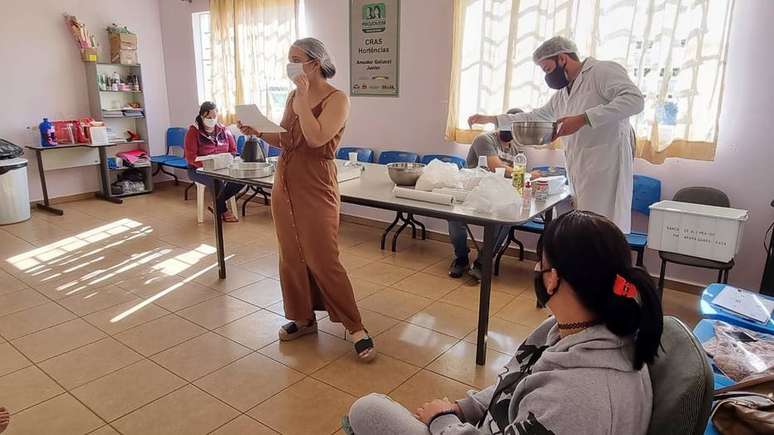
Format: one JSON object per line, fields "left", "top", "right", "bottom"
{"left": 210, "top": 0, "right": 297, "bottom": 124}
{"left": 445, "top": 0, "right": 735, "bottom": 165}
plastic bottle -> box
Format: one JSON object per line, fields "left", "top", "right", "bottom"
{"left": 522, "top": 180, "right": 532, "bottom": 203}
{"left": 512, "top": 152, "right": 527, "bottom": 193}
{"left": 38, "top": 118, "right": 57, "bottom": 147}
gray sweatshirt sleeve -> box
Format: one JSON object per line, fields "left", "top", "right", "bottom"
{"left": 455, "top": 385, "right": 496, "bottom": 424}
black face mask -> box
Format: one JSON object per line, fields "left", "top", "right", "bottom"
{"left": 544, "top": 56, "right": 570, "bottom": 90}
{"left": 533, "top": 268, "right": 559, "bottom": 306}
{"left": 498, "top": 130, "right": 513, "bottom": 143}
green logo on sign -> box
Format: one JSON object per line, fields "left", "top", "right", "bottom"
{"left": 362, "top": 3, "right": 386, "bottom": 33}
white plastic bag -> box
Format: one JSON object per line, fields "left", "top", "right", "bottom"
{"left": 415, "top": 159, "right": 460, "bottom": 191}
{"left": 463, "top": 175, "right": 522, "bottom": 215}
{"left": 457, "top": 168, "right": 486, "bottom": 190}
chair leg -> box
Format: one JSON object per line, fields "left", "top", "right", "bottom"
{"left": 717, "top": 269, "right": 724, "bottom": 283}
{"left": 152, "top": 165, "right": 161, "bottom": 176}
{"left": 380, "top": 213, "right": 402, "bottom": 250}
{"left": 658, "top": 259, "right": 667, "bottom": 300}
{"left": 494, "top": 238, "right": 511, "bottom": 277}
{"left": 228, "top": 197, "right": 238, "bottom": 217}
{"left": 241, "top": 187, "right": 260, "bottom": 217}
{"left": 184, "top": 182, "right": 195, "bottom": 201}
{"left": 196, "top": 183, "right": 205, "bottom": 224}
{"left": 514, "top": 238, "right": 525, "bottom": 261}
{"left": 635, "top": 248, "right": 644, "bottom": 267}
{"left": 392, "top": 213, "right": 411, "bottom": 252}
{"left": 159, "top": 166, "right": 179, "bottom": 185}
{"left": 722, "top": 269, "right": 730, "bottom": 284}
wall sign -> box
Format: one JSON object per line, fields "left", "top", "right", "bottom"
{"left": 349, "top": 0, "right": 400, "bottom": 97}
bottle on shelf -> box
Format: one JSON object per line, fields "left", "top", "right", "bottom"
{"left": 111, "top": 72, "right": 120, "bottom": 91}
{"left": 38, "top": 118, "right": 57, "bottom": 147}
{"left": 512, "top": 152, "right": 527, "bottom": 194}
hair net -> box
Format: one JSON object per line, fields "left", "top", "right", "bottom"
{"left": 293, "top": 37, "right": 336, "bottom": 79}
{"left": 532, "top": 36, "right": 579, "bottom": 63}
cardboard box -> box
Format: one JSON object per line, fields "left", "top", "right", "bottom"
{"left": 81, "top": 47, "right": 98, "bottom": 62}
{"left": 109, "top": 32, "right": 137, "bottom": 51}
{"left": 111, "top": 49, "right": 138, "bottom": 65}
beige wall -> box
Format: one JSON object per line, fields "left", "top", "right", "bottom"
{"left": 0, "top": 0, "right": 171, "bottom": 200}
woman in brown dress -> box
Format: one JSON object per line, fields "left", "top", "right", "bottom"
{"left": 240, "top": 38, "right": 375, "bottom": 362}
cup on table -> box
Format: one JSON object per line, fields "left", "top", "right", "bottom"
{"left": 495, "top": 167, "right": 506, "bottom": 178}
{"left": 348, "top": 152, "right": 358, "bottom": 163}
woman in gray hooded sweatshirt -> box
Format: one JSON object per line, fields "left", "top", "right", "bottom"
{"left": 348, "top": 210, "right": 663, "bottom": 435}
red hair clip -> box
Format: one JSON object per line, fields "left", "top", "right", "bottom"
{"left": 613, "top": 275, "right": 638, "bottom": 299}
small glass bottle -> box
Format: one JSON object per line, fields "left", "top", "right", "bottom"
{"left": 511, "top": 152, "right": 527, "bottom": 194}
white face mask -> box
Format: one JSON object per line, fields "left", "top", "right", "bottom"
{"left": 286, "top": 62, "right": 307, "bottom": 80}
{"left": 202, "top": 118, "right": 217, "bottom": 129}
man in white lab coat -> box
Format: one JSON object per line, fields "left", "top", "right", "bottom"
{"left": 469, "top": 36, "right": 644, "bottom": 233}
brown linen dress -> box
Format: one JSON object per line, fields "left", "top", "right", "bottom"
{"left": 272, "top": 89, "right": 364, "bottom": 332}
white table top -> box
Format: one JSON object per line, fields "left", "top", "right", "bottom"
{"left": 199, "top": 160, "right": 571, "bottom": 226}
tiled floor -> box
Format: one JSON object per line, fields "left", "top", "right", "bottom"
{"left": 0, "top": 183, "right": 701, "bottom": 434}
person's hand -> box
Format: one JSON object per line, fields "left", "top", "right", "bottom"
{"left": 467, "top": 114, "right": 497, "bottom": 128}
{"left": 530, "top": 169, "right": 544, "bottom": 180}
{"left": 415, "top": 398, "right": 458, "bottom": 426}
{"left": 553, "top": 114, "right": 588, "bottom": 139}
{"left": 237, "top": 121, "right": 260, "bottom": 136}
{"left": 291, "top": 73, "right": 310, "bottom": 114}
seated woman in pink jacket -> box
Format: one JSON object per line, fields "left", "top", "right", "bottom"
{"left": 184, "top": 101, "right": 244, "bottom": 222}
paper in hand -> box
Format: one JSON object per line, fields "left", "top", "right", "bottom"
{"left": 235, "top": 104, "right": 286, "bottom": 133}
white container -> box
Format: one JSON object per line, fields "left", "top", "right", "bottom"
{"left": 533, "top": 175, "right": 566, "bottom": 194}
{"left": 195, "top": 153, "right": 233, "bottom": 171}
{"left": 0, "top": 158, "right": 31, "bottom": 225}
{"left": 647, "top": 200, "right": 749, "bottom": 262}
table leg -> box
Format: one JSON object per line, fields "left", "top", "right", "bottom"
{"left": 476, "top": 224, "right": 497, "bottom": 365}
{"left": 95, "top": 147, "right": 122, "bottom": 204}
{"left": 212, "top": 179, "right": 227, "bottom": 279}
{"left": 33, "top": 149, "right": 64, "bottom": 215}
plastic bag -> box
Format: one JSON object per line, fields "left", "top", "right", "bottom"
{"left": 457, "top": 168, "right": 487, "bottom": 190}
{"left": 463, "top": 175, "right": 522, "bottom": 215}
{"left": 703, "top": 321, "right": 774, "bottom": 382}
{"left": 415, "top": 159, "right": 460, "bottom": 192}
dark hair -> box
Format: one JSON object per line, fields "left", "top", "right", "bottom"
{"left": 566, "top": 52, "right": 580, "bottom": 61}
{"left": 539, "top": 210, "right": 663, "bottom": 369}
{"left": 196, "top": 101, "right": 217, "bottom": 131}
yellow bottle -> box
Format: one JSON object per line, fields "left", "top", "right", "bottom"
{"left": 511, "top": 152, "right": 527, "bottom": 194}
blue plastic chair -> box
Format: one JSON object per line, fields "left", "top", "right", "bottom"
{"left": 268, "top": 146, "right": 282, "bottom": 157}
{"left": 151, "top": 127, "right": 190, "bottom": 192}
{"left": 337, "top": 147, "right": 374, "bottom": 163}
{"left": 378, "top": 151, "right": 419, "bottom": 164}
{"left": 236, "top": 135, "right": 246, "bottom": 155}
{"left": 378, "top": 150, "right": 422, "bottom": 251}
{"left": 627, "top": 174, "right": 662, "bottom": 266}
{"left": 420, "top": 154, "right": 466, "bottom": 168}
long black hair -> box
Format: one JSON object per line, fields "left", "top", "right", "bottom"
{"left": 196, "top": 101, "right": 217, "bottom": 132}
{"left": 540, "top": 210, "right": 663, "bottom": 369}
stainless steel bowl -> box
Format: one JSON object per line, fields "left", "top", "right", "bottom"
{"left": 387, "top": 162, "right": 425, "bottom": 186}
{"left": 510, "top": 121, "right": 556, "bottom": 146}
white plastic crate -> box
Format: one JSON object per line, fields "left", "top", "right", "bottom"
{"left": 647, "top": 200, "right": 748, "bottom": 262}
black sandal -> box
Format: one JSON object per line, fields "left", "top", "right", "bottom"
{"left": 278, "top": 321, "right": 317, "bottom": 341}
{"left": 352, "top": 331, "right": 377, "bottom": 363}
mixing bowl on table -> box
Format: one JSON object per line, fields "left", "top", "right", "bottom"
{"left": 387, "top": 162, "right": 425, "bottom": 186}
